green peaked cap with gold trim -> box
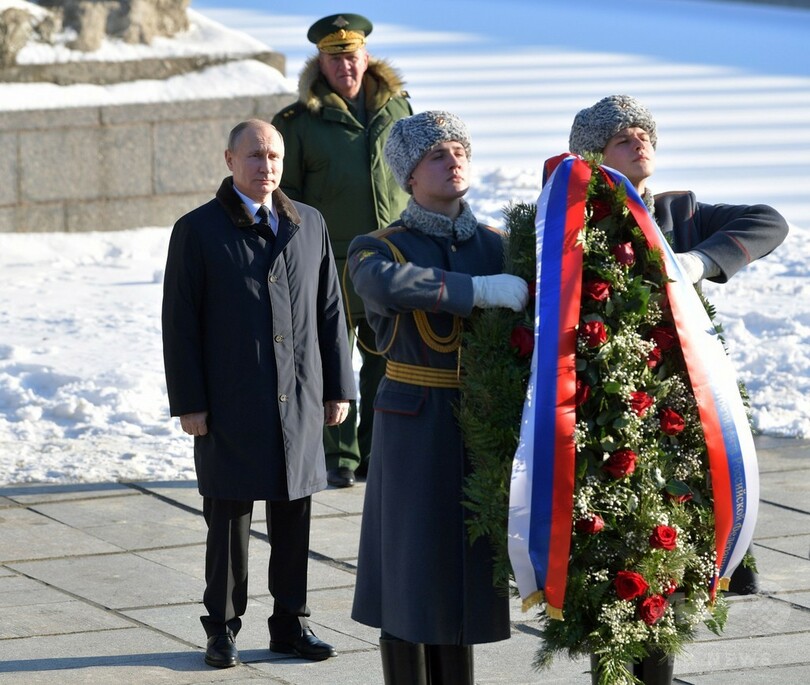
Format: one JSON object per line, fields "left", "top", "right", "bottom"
{"left": 307, "top": 13, "right": 373, "bottom": 54}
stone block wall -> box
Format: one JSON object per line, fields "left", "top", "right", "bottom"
{"left": 0, "top": 90, "right": 296, "bottom": 232}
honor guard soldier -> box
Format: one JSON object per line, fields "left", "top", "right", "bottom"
{"left": 348, "top": 111, "right": 529, "bottom": 684}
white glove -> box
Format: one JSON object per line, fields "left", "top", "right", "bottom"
{"left": 675, "top": 250, "right": 720, "bottom": 284}
{"left": 472, "top": 274, "right": 529, "bottom": 311}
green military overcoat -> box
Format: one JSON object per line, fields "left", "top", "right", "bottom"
{"left": 272, "top": 56, "right": 413, "bottom": 318}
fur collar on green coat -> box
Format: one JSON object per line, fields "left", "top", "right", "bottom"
{"left": 297, "top": 55, "right": 408, "bottom": 115}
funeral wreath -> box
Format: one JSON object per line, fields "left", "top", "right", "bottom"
{"left": 459, "top": 158, "right": 736, "bottom": 684}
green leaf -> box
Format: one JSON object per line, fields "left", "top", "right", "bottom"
{"left": 665, "top": 480, "right": 692, "bottom": 497}
{"left": 600, "top": 437, "right": 617, "bottom": 452}
{"left": 596, "top": 411, "right": 614, "bottom": 426}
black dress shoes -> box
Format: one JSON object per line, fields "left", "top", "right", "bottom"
{"left": 205, "top": 633, "right": 239, "bottom": 668}
{"left": 269, "top": 628, "right": 337, "bottom": 661}
{"left": 327, "top": 466, "right": 355, "bottom": 488}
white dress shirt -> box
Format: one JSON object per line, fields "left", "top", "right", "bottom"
{"left": 232, "top": 185, "right": 279, "bottom": 235}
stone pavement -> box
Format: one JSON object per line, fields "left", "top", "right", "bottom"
{"left": 0, "top": 435, "right": 808, "bottom": 684}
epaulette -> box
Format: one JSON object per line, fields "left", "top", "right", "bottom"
{"left": 278, "top": 102, "right": 307, "bottom": 120}
{"left": 368, "top": 221, "right": 407, "bottom": 239}
{"left": 481, "top": 223, "right": 505, "bottom": 236}
{"left": 653, "top": 190, "right": 691, "bottom": 198}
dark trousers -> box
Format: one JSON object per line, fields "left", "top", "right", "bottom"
{"left": 200, "top": 496, "right": 312, "bottom": 641}
{"left": 324, "top": 317, "right": 385, "bottom": 470}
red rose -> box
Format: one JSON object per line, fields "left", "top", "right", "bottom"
{"left": 667, "top": 492, "right": 693, "bottom": 504}
{"left": 639, "top": 595, "right": 668, "bottom": 625}
{"left": 629, "top": 391, "right": 654, "bottom": 417}
{"left": 660, "top": 407, "right": 685, "bottom": 435}
{"left": 649, "top": 525, "right": 678, "bottom": 550}
{"left": 663, "top": 580, "right": 678, "bottom": 596}
{"left": 650, "top": 326, "right": 678, "bottom": 351}
{"left": 576, "top": 513, "right": 605, "bottom": 534}
{"left": 614, "top": 570, "right": 649, "bottom": 600}
{"left": 647, "top": 346, "right": 662, "bottom": 369}
{"left": 583, "top": 279, "right": 611, "bottom": 301}
{"left": 510, "top": 325, "right": 534, "bottom": 357}
{"left": 581, "top": 320, "right": 607, "bottom": 347}
{"left": 590, "top": 199, "right": 612, "bottom": 223}
{"left": 603, "top": 448, "right": 637, "bottom": 479}
{"left": 612, "top": 242, "right": 635, "bottom": 266}
{"left": 575, "top": 378, "right": 590, "bottom": 406}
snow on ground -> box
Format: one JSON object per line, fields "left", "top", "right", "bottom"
{"left": 0, "top": 229, "right": 194, "bottom": 484}
{"left": 2, "top": 0, "right": 810, "bottom": 485}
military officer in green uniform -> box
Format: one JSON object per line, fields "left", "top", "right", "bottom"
{"left": 273, "top": 13, "right": 413, "bottom": 488}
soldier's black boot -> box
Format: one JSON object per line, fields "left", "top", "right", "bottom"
{"left": 380, "top": 636, "right": 429, "bottom": 685}
{"left": 633, "top": 649, "right": 674, "bottom": 685}
{"left": 728, "top": 561, "right": 759, "bottom": 595}
{"left": 426, "top": 644, "right": 474, "bottom": 685}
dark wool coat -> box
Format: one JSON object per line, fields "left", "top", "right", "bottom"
{"left": 654, "top": 191, "right": 789, "bottom": 282}
{"left": 162, "top": 178, "right": 356, "bottom": 501}
{"left": 272, "top": 56, "right": 413, "bottom": 318}
{"left": 347, "top": 223, "right": 512, "bottom": 646}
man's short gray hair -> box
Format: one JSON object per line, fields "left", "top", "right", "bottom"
{"left": 227, "top": 119, "right": 282, "bottom": 152}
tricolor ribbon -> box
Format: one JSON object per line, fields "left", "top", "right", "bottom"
{"left": 508, "top": 154, "right": 759, "bottom": 619}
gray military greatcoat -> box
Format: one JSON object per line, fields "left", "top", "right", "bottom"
{"left": 348, "top": 219, "right": 511, "bottom": 646}
{"left": 654, "top": 190, "right": 788, "bottom": 282}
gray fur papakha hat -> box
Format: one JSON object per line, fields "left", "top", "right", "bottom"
{"left": 384, "top": 110, "right": 472, "bottom": 193}
{"left": 568, "top": 95, "right": 657, "bottom": 156}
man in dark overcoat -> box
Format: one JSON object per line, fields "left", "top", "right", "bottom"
{"left": 162, "top": 119, "right": 355, "bottom": 669}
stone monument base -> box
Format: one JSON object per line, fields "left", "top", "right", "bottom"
{"left": 0, "top": 50, "right": 286, "bottom": 85}
{"left": 0, "top": 5, "right": 296, "bottom": 233}
{"left": 0, "top": 90, "right": 295, "bottom": 233}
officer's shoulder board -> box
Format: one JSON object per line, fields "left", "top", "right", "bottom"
{"left": 351, "top": 225, "right": 408, "bottom": 267}
{"left": 368, "top": 223, "right": 407, "bottom": 239}
{"left": 278, "top": 102, "right": 307, "bottom": 121}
